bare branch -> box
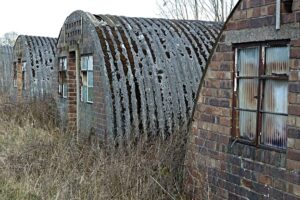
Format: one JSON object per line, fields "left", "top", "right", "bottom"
{"left": 157, "top": 0, "right": 238, "bottom": 21}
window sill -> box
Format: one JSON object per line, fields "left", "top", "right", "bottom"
{"left": 80, "top": 100, "right": 93, "bottom": 104}
{"left": 230, "top": 138, "right": 286, "bottom": 154}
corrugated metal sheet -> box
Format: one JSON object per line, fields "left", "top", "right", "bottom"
{"left": 261, "top": 47, "right": 289, "bottom": 149}
{"left": 13, "top": 36, "right": 57, "bottom": 101}
{"left": 237, "top": 47, "right": 259, "bottom": 140}
{"left": 0, "top": 45, "right": 13, "bottom": 95}
{"left": 90, "top": 14, "right": 222, "bottom": 137}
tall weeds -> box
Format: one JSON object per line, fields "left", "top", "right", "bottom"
{"left": 0, "top": 100, "right": 189, "bottom": 200}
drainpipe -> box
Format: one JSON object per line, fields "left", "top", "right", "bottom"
{"left": 276, "top": 0, "right": 281, "bottom": 30}
{"left": 75, "top": 43, "right": 80, "bottom": 139}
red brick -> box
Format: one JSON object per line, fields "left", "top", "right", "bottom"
{"left": 258, "top": 175, "right": 272, "bottom": 186}
{"left": 290, "top": 47, "right": 300, "bottom": 59}
{"left": 267, "top": 4, "right": 276, "bottom": 15}
{"left": 241, "top": 178, "right": 253, "bottom": 189}
{"left": 287, "top": 149, "right": 300, "bottom": 161}
{"left": 289, "top": 105, "right": 300, "bottom": 116}
{"left": 291, "top": 40, "right": 300, "bottom": 47}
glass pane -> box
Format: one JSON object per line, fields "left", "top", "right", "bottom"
{"left": 22, "top": 62, "right": 26, "bottom": 71}
{"left": 263, "top": 80, "right": 288, "bottom": 113}
{"left": 82, "top": 86, "right": 87, "bottom": 102}
{"left": 63, "top": 58, "right": 67, "bottom": 70}
{"left": 238, "top": 47, "right": 259, "bottom": 76}
{"left": 81, "top": 72, "right": 87, "bottom": 86}
{"left": 262, "top": 113, "right": 287, "bottom": 149}
{"left": 265, "top": 47, "right": 289, "bottom": 75}
{"left": 88, "top": 87, "right": 93, "bottom": 102}
{"left": 88, "top": 56, "right": 93, "bottom": 70}
{"left": 80, "top": 86, "right": 83, "bottom": 101}
{"left": 238, "top": 79, "right": 258, "bottom": 110}
{"left": 239, "top": 111, "right": 257, "bottom": 141}
{"left": 63, "top": 83, "right": 68, "bottom": 98}
{"left": 237, "top": 47, "right": 259, "bottom": 141}
{"left": 60, "top": 57, "right": 67, "bottom": 70}
{"left": 261, "top": 46, "right": 288, "bottom": 149}
{"left": 88, "top": 71, "right": 93, "bottom": 86}
{"left": 81, "top": 56, "right": 88, "bottom": 70}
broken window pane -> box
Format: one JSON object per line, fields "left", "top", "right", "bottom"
{"left": 59, "top": 57, "right": 67, "bottom": 71}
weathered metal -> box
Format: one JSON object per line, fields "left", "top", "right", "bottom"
{"left": 234, "top": 44, "right": 289, "bottom": 149}
{"left": 0, "top": 45, "right": 13, "bottom": 95}
{"left": 57, "top": 10, "right": 222, "bottom": 138}
{"left": 13, "top": 35, "right": 57, "bottom": 101}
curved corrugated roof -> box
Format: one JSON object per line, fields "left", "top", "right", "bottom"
{"left": 13, "top": 35, "right": 57, "bottom": 99}
{"left": 0, "top": 45, "right": 13, "bottom": 93}
{"left": 89, "top": 14, "right": 223, "bottom": 137}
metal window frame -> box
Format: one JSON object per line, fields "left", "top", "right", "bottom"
{"left": 22, "top": 62, "right": 27, "bottom": 90}
{"left": 80, "top": 55, "right": 93, "bottom": 104}
{"left": 58, "top": 57, "right": 68, "bottom": 99}
{"left": 233, "top": 40, "right": 290, "bottom": 151}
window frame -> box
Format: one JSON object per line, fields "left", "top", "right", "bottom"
{"left": 13, "top": 62, "right": 17, "bottom": 88}
{"left": 232, "top": 40, "right": 290, "bottom": 151}
{"left": 58, "top": 57, "right": 68, "bottom": 99}
{"left": 22, "top": 62, "right": 26, "bottom": 90}
{"left": 80, "top": 55, "right": 93, "bottom": 104}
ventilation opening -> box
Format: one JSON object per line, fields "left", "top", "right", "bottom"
{"left": 32, "top": 69, "right": 35, "bottom": 78}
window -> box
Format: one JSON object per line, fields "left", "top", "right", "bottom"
{"left": 80, "top": 55, "right": 93, "bottom": 103}
{"left": 22, "top": 62, "right": 26, "bottom": 90}
{"left": 58, "top": 57, "right": 68, "bottom": 98}
{"left": 13, "top": 62, "right": 17, "bottom": 87}
{"left": 234, "top": 43, "right": 289, "bottom": 150}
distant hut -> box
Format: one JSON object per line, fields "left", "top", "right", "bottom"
{"left": 56, "top": 10, "right": 222, "bottom": 139}
{"left": 0, "top": 45, "right": 13, "bottom": 96}
{"left": 13, "top": 35, "right": 57, "bottom": 101}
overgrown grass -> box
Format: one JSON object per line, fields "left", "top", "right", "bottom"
{"left": 0, "top": 100, "right": 190, "bottom": 200}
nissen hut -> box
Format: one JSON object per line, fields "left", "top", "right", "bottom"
{"left": 13, "top": 35, "right": 57, "bottom": 101}
{"left": 185, "top": 0, "right": 300, "bottom": 199}
{"left": 56, "top": 10, "right": 222, "bottom": 139}
{"left": 0, "top": 45, "right": 13, "bottom": 95}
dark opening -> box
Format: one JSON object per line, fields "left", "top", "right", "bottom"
{"left": 32, "top": 69, "right": 35, "bottom": 78}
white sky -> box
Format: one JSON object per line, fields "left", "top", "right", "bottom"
{"left": 0, "top": 0, "right": 159, "bottom": 38}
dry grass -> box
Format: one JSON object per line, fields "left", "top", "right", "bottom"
{"left": 0, "top": 99, "right": 189, "bottom": 200}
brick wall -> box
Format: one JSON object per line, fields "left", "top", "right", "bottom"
{"left": 185, "top": 0, "right": 300, "bottom": 199}
{"left": 67, "top": 51, "right": 77, "bottom": 130}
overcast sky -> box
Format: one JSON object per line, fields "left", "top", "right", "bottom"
{"left": 0, "top": 0, "right": 159, "bottom": 38}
